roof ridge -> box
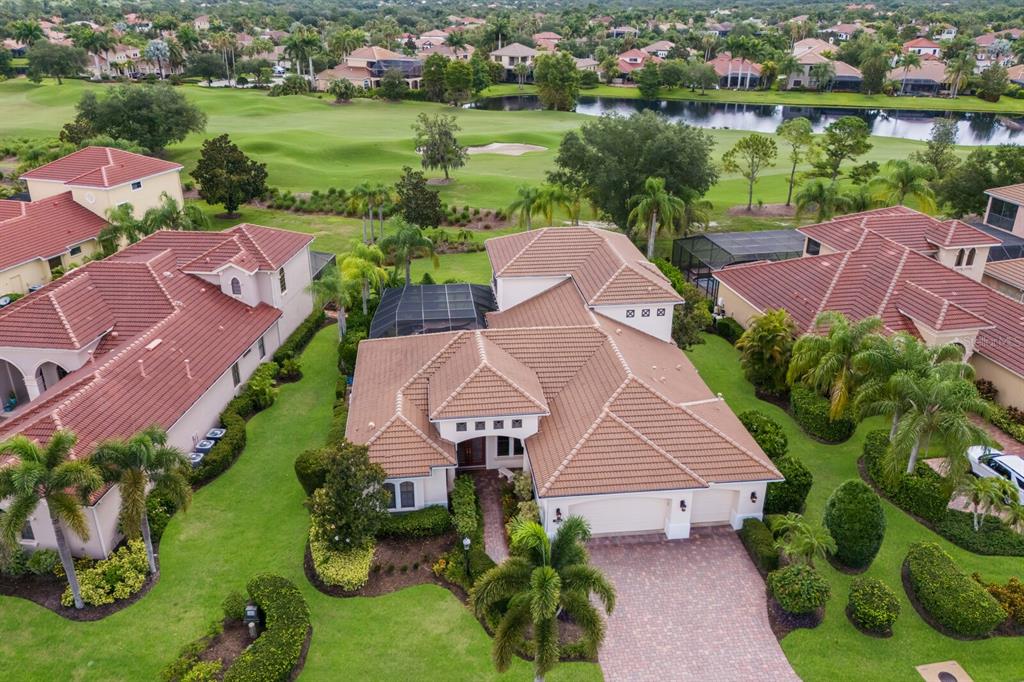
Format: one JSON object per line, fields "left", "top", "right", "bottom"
{"left": 810, "top": 250, "right": 853, "bottom": 332}
{"left": 233, "top": 225, "right": 275, "bottom": 268}
{"left": 46, "top": 291, "right": 80, "bottom": 348}
{"left": 428, "top": 350, "right": 487, "bottom": 419}
{"left": 496, "top": 229, "right": 545, "bottom": 276}
{"left": 604, "top": 409, "right": 708, "bottom": 486}
{"left": 480, "top": 360, "right": 549, "bottom": 415}
{"left": 876, "top": 245, "right": 909, "bottom": 316}
{"left": 398, "top": 331, "right": 466, "bottom": 394}
{"left": 589, "top": 262, "right": 627, "bottom": 304}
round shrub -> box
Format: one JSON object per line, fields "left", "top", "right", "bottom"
{"left": 738, "top": 410, "right": 788, "bottom": 460}
{"left": 906, "top": 542, "right": 1007, "bottom": 637}
{"left": 715, "top": 317, "right": 744, "bottom": 344}
{"left": 847, "top": 577, "right": 900, "bottom": 634}
{"left": 294, "top": 447, "right": 332, "bottom": 496}
{"left": 790, "top": 385, "right": 855, "bottom": 443}
{"left": 823, "top": 480, "right": 886, "bottom": 569}
{"left": 26, "top": 549, "right": 59, "bottom": 576}
{"left": 222, "top": 590, "right": 248, "bottom": 621}
{"left": 764, "top": 456, "right": 813, "bottom": 514}
{"left": 767, "top": 564, "right": 831, "bottom": 615}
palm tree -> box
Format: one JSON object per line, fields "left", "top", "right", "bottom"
{"left": 91, "top": 427, "right": 191, "bottom": 574}
{"left": 10, "top": 20, "right": 44, "bottom": 46}
{"left": 144, "top": 39, "right": 170, "bottom": 79}
{"left": 507, "top": 185, "right": 542, "bottom": 230}
{"left": 795, "top": 179, "right": 852, "bottom": 222}
{"left": 534, "top": 185, "right": 570, "bottom": 226}
{"left": 176, "top": 24, "right": 201, "bottom": 53}
{"left": 1005, "top": 502, "right": 1024, "bottom": 535}
{"left": 514, "top": 62, "right": 530, "bottom": 90}
{"left": 296, "top": 26, "right": 321, "bottom": 84}
{"left": 378, "top": 221, "right": 438, "bottom": 286}
{"left": 99, "top": 203, "right": 146, "bottom": 254}
{"left": 487, "top": 13, "right": 513, "bottom": 51}
{"left": 77, "top": 29, "right": 114, "bottom": 79}
{"left": 141, "top": 193, "right": 210, "bottom": 232}
{"left": 349, "top": 184, "right": 372, "bottom": 243}
{"left": 809, "top": 61, "right": 836, "bottom": 92}
{"left": 328, "top": 28, "right": 363, "bottom": 61}
{"left": 340, "top": 243, "right": 387, "bottom": 315}
{"left": 776, "top": 54, "right": 801, "bottom": 90}
{"left": 870, "top": 160, "right": 937, "bottom": 212}
{"left": 769, "top": 513, "right": 836, "bottom": 567}
{"left": 0, "top": 431, "right": 102, "bottom": 609}
{"left": 370, "top": 184, "right": 393, "bottom": 240}
{"left": 306, "top": 264, "right": 352, "bottom": 337}
{"left": 946, "top": 53, "right": 975, "bottom": 99}
{"left": 471, "top": 517, "right": 615, "bottom": 681}
{"left": 955, "top": 475, "right": 1017, "bottom": 532}
{"left": 736, "top": 308, "right": 797, "bottom": 396}
{"left": 627, "top": 177, "right": 687, "bottom": 259}
{"left": 897, "top": 51, "right": 922, "bottom": 95}
{"left": 788, "top": 311, "right": 884, "bottom": 420}
{"left": 680, "top": 194, "right": 713, "bottom": 237}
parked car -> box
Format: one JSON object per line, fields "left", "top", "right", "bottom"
{"left": 967, "top": 446, "right": 1024, "bottom": 504}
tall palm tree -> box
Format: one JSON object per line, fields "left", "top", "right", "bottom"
{"left": 378, "top": 221, "right": 438, "bottom": 286}
{"left": 897, "top": 51, "right": 922, "bottom": 95}
{"left": 306, "top": 264, "right": 352, "bottom": 337}
{"left": 701, "top": 34, "right": 718, "bottom": 62}
{"left": 946, "top": 53, "right": 975, "bottom": 99}
{"left": 534, "top": 185, "right": 570, "bottom": 226}
{"left": 340, "top": 243, "right": 387, "bottom": 315}
{"left": 487, "top": 13, "right": 513, "bottom": 51}
{"left": 471, "top": 517, "right": 615, "bottom": 681}
{"left": 370, "top": 184, "right": 393, "bottom": 240}
{"left": 788, "top": 311, "right": 884, "bottom": 420}
{"left": 870, "top": 160, "right": 937, "bottom": 212}
{"left": 176, "top": 24, "right": 201, "bottom": 53}
{"left": 144, "top": 39, "right": 170, "bottom": 79}
{"left": 776, "top": 53, "right": 801, "bottom": 90}
{"left": 1004, "top": 502, "right": 1024, "bottom": 535}
{"left": 91, "top": 426, "right": 191, "bottom": 574}
{"left": 328, "top": 27, "right": 363, "bottom": 61}
{"left": 349, "top": 184, "right": 372, "bottom": 243}
{"left": 507, "top": 185, "right": 542, "bottom": 230}
{"left": 627, "top": 177, "right": 687, "bottom": 259}
{"left": 680, "top": 193, "right": 713, "bottom": 237}
{"left": 0, "top": 431, "right": 102, "bottom": 609}
{"left": 769, "top": 513, "right": 837, "bottom": 567}
{"left": 795, "top": 179, "right": 852, "bottom": 222}
{"left": 296, "top": 26, "right": 321, "bottom": 84}
{"left": 77, "top": 29, "right": 114, "bottom": 79}
{"left": 10, "top": 20, "right": 44, "bottom": 46}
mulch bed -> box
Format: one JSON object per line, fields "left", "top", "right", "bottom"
{"left": 766, "top": 590, "right": 824, "bottom": 640}
{"left": 844, "top": 605, "right": 894, "bottom": 639}
{"left": 900, "top": 560, "right": 988, "bottom": 641}
{"left": 727, "top": 203, "right": 797, "bottom": 218}
{"left": 0, "top": 568, "right": 158, "bottom": 622}
{"left": 198, "top": 619, "right": 252, "bottom": 670}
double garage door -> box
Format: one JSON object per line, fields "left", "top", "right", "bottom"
{"left": 568, "top": 489, "right": 737, "bottom": 536}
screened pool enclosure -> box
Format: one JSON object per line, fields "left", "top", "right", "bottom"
{"left": 672, "top": 230, "right": 806, "bottom": 300}
{"left": 369, "top": 284, "right": 497, "bottom": 338}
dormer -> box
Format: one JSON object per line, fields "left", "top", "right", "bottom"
{"left": 926, "top": 220, "right": 1001, "bottom": 282}
{"left": 896, "top": 282, "right": 994, "bottom": 359}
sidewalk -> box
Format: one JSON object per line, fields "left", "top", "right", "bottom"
{"left": 471, "top": 470, "right": 509, "bottom": 563}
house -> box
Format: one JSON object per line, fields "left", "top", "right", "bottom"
{"left": 608, "top": 26, "right": 640, "bottom": 39}
{"left": 416, "top": 44, "right": 474, "bottom": 61}
{"left": 887, "top": 60, "right": 949, "bottom": 95}
{"left": 935, "top": 25, "right": 958, "bottom": 41}
{"left": 642, "top": 40, "right": 675, "bottom": 59}
{"left": 981, "top": 259, "right": 1024, "bottom": 302}
{"left": 193, "top": 15, "right": 210, "bottom": 31}
{"left": 1007, "top": 63, "right": 1024, "bottom": 86}
{"left": 822, "top": 22, "right": 873, "bottom": 42}
{"left": 532, "top": 31, "right": 561, "bottom": 52}
{"left": 574, "top": 57, "right": 599, "bottom": 72}
{"left": 616, "top": 49, "right": 661, "bottom": 78}
{"left": 345, "top": 227, "right": 781, "bottom": 538}
{"left": 315, "top": 46, "right": 422, "bottom": 91}
{"left": 489, "top": 43, "right": 538, "bottom": 81}
{"left": 984, "top": 183, "right": 1024, "bottom": 235}
{"left": 788, "top": 46, "right": 862, "bottom": 91}
{"left": 713, "top": 206, "right": 1024, "bottom": 407}
{"left": 0, "top": 225, "right": 315, "bottom": 558}
{"left": 794, "top": 38, "right": 834, "bottom": 55}
{"left": 975, "top": 30, "right": 1021, "bottom": 68}
{"left": 903, "top": 37, "right": 941, "bottom": 59}
{"left": 708, "top": 52, "right": 762, "bottom": 89}
{"left": 704, "top": 22, "right": 733, "bottom": 38}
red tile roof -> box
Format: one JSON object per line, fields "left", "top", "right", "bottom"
{"left": 708, "top": 52, "right": 762, "bottom": 78}
{"left": 986, "top": 183, "right": 1024, "bottom": 205}
{"left": 904, "top": 37, "right": 940, "bottom": 49}
{"left": 0, "top": 192, "right": 108, "bottom": 272}
{"left": 799, "top": 206, "right": 999, "bottom": 253}
{"left": 21, "top": 147, "right": 182, "bottom": 189}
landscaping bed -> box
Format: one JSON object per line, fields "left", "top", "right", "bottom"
{"left": 766, "top": 592, "right": 824, "bottom": 640}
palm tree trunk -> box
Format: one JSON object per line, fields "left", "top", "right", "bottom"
{"left": 93, "top": 53, "right": 101, "bottom": 79}
{"left": 50, "top": 511, "right": 84, "bottom": 609}
{"left": 337, "top": 304, "right": 347, "bottom": 338}
{"left": 362, "top": 214, "right": 367, "bottom": 243}
{"left": 308, "top": 56, "right": 315, "bottom": 84}
{"left": 378, "top": 206, "right": 384, "bottom": 238}
{"left": 140, "top": 508, "right": 158, "bottom": 574}
{"left": 362, "top": 280, "right": 369, "bottom": 315}
{"left": 404, "top": 257, "right": 412, "bottom": 287}
{"left": 906, "top": 438, "right": 922, "bottom": 475}
{"left": 647, "top": 212, "right": 658, "bottom": 259}
{"left": 889, "top": 411, "right": 900, "bottom": 441}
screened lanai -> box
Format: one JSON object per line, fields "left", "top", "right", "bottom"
{"left": 369, "top": 284, "right": 497, "bottom": 338}
{"left": 672, "top": 230, "right": 806, "bottom": 300}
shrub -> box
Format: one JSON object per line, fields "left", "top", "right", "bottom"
{"left": 222, "top": 590, "right": 247, "bottom": 621}
{"left": 933, "top": 510, "right": 1024, "bottom": 556}
{"left": 62, "top": 539, "right": 149, "bottom": 607}
{"left": 764, "top": 456, "right": 813, "bottom": 514}
{"left": 512, "top": 471, "right": 533, "bottom": 501}
{"left": 905, "top": 542, "right": 1006, "bottom": 637}
{"left": 738, "top": 410, "right": 788, "bottom": 460}
{"left": 974, "top": 575, "right": 1024, "bottom": 627}
{"left": 309, "top": 530, "right": 374, "bottom": 590}
{"left": 790, "top": 385, "right": 855, "bottom": 443}
{"left": 974, "top": 379, "right": 998, "bottom": 402}
{"left": 847, "top": 577, "right": 900, "bottom": 633}
{"left": 294, "top": 447, "right": 332, "bottom": 496}
{"left": 26, "top": 549, "right": 59, "bottom": 576}
{"left": 823, "top": 480, "right": 886, "bottom": 569}
{"left": 338, "top": 330, "right": 366, "bottom": 375}
{"left": 738, "top": 518, "right": 779, "bottom": 574}
{"left": 0, "top": 545, "right": 28, "bottom": 577}
{"left": 309, "top": 441, "right": 389, "bottom": 550}
{"left": 224, "top": 574, "right": 310, "bottom": 682}
{"left": 450, "top": 475, "right": 478, "bottom": 538}
{"left": 989, "top": 404, "right": 1024, "bottom": 444}
{"left": 278, "top": 357, "right": 302, "bottom": 382}
{"left": 272, "top": 310, "right": 325, "bottom": 363}
{"left": 182, "top": 661, "right": 222, "bottom": 682}
{"left": 146, "top": 491, "right": 178, "bottom": 542}
{"left": 377, "top": 505, "right": 452, "bottom": 538}
{"left": 715, "top": 316, "right": 744, "bottom": 344}
{"left": 767, "top": 564, "right": 831, "bottom": 615}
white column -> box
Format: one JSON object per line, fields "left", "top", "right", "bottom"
{"left": 665, "top": 492, "right": 693, "bottom": 539}
{"left": 24, "top": 374, "right": 40, "bottom": 401}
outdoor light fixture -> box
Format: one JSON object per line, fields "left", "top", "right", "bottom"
{"left": 679, "top": 500, "right": 687, "bottom": 512}
{"left": 462, "top": 537, "right": 471, "bottom": 580}
{"left": 463, "top": 537, "right": 471, "bottom": 551}
{"left": 750, "top": 492, "right": 758, "bottom": 504}
{"left": 554, "top": 508, "right": 564, "bottom": 524}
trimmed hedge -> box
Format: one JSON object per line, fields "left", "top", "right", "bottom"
{"left": 764, "top": 456, "right": 813, "bottom": 515}
{"left": 272, "top": 309, "right": 325, "bottom": 364}
{"left": 990, "top": 403, "right": 1024, "bottom": 445}
{"left": 715, "top": 316, "right": 744, "bottom": 344}
{"left": 294, "top": 447, "right": 332, "bottom": 496}
{"left": 61, "top": 539, "right": 148, "bottom": 607}
{"left": 767, "top": 564, "right": 831, "bottom": 615}
{"left": 310, "top": 532, "right": 374, "bottom": 590}
{"left": 224, "top": 574, "right": 311, "bottom": 682}
{"left": 905, "top": 542, "right": 1006, "bottom": 637}
{"left": 975, "top": 575, "right": 1024, "bottom": 628}
{"left": 738, "top": 517, "right": 779, "bottom": 574}
{"left": 790, "top": 386, "right": 855, "bottom": 443}
{"left": 377, "top": 505, "right": 452, "bottom": 538}
{"left": 450, "top": 475, "right": 478, "bottom": 538}
{"left": 847, "top": 577, "right": 900, "bottom": 634}
{"left": 738, "top": 410, "right": 788, "bottom": 460}
{"left": 823, "top": 480, "right": 886, "bottom": 569}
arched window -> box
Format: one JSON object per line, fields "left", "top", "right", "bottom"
{"left": 954, "top": 249, "right": 965, "bottom": 267}
{"left": 230, "top": 277, "right": 242, "bottom": 296}
{"left": 399, "top": 481, "right": 415, "bottom": 508}
{"left": 965, "top": 248, "right": 976, "bottom": 267}
{"left": 384, "top": 482, "right": 396, "bottom": 510}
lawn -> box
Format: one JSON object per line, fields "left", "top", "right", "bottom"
{"left": 687, "top": 334, "right": 1022, "bottom": 682}
{"left": 483, "top": 82, "right": 1024, "bottom": 114}
{"left": 0, "top": 328, "right": 601, "bottom": 682}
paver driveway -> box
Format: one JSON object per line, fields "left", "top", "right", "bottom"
{"left": 589, "top": 527, "right": 799, "bottom": 682}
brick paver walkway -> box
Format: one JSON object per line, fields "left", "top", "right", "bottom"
{"left": 471, "top": 470, "right": 509, "bottom": 563}
{"left": 970, "top": 414, "right": 1024, "bottom": 455}
{"left": 588, "top": 528, "right": 799, "bottom": 682}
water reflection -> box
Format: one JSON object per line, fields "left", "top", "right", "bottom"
{"left": 472, "top": 95, "right": 1024, "bottom": 146}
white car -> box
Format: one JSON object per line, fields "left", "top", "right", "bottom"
{"left": 967, "top": 446, "right": 1024, "bottom": 505}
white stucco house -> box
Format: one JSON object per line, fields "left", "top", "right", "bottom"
{"left": 0, "top": 225, "right": 315, "bottom": 558}
{"left": 347, "top": 227, "right": 782, "bottom": 539}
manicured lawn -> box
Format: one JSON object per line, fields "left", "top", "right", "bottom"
{"left": 483, "top": 82, "right": 1024, "bottom": 114}
{"left": 0, "top": 328, "right": 601, "bottom": 681}
{"left": 687, "top": 335, "right": 1022, "bottom": 682}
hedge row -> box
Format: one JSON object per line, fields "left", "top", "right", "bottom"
{"left": 224, "top": 574, "right": 311, "bottom": 682}
{"left": 989, "top": 404, "right": 1024, "bottom": 445}
{"left": 790, "top": 386, "right": 855, "bottom": 443}
{"left": 738, "top": 518, "right": 779, "bottom": 575}
{"left": 764, "top": 455, "right": 813, "bottom": 515}
{"left": 738, "top": 410, "right": 788, "bottom": 460}
{"left": 272, "top": 309, "right": 326, "bottom": 364}
{"left": 905, "top": 542, "right": 1006, "bottom": 638}
{"left": 450, "top": 475, "right": 478, "bottom": 538}
{"left": 378, "top": 505, "right": 452, "bottom": 538}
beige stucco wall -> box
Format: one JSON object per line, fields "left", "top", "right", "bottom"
{"left": 68, "top": 171, "right": 184, "bottom": 219}
{"left": 971, "top": 353, "right": 1024, "bottom": 408}
{"left": 716, "top": 280, "right": 764, "bottom": 327}
{"left": 0, "top": 239, "right": 102, "bottom": 295}
{"left": 934, "top": 245, "right": 988, "bottom": 282}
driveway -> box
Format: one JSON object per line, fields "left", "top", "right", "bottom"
{"left": 588, "top": 527, "right": 800, "bottom": 682}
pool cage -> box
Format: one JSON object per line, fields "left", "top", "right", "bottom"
{"left": 972, "top": 222, "right": 1024, "bottom": 262}
{"left": 369, "top": 284, "right": 497, "bottom": 338}
{"left": 672, "top": 230, "right": 806, "bottom": 301}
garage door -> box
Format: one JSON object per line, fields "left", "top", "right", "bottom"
{"left": 690, "top": 489, "right": 737, "bottom": 525}
{"left": 569, "top": 497, "right": 668, "bottom": 535}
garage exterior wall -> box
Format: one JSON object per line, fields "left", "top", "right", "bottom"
{"left": 716, "top": 281, "right": 764, "bottom": 328}
{"left": 970, "top": 353, "right": 1024, "bottom": 408}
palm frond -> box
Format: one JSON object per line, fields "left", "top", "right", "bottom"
{"left": 47, "top": 491, "right": 91, "bottom": 539}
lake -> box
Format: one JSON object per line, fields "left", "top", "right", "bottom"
{"left": 472, "top": 95, "right": 1024, "bottom": 146}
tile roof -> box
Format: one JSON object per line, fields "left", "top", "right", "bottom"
{"left": 798, "top": 206, "right": 999, "bottom": 253}
{"left": 986, "top": 183, "right": 1024, "bottom": 205}
{"left": 348, "top": 46, "right": 409, "bottom": 61}
{"left": 983, "top": 258, "right": 1024, "bottom": 290}
{"left": 486, "top": 279, "right": 596, "bottom": 328}
{"left": 896, "top": 282, "right": 993, "bottom": 332}
{"left": 904, "top": 37, "right": 940, "bottom": 49}
{"left": 486, "top": 227, "right": 682, "bottom": 306}
{"left": 708, "top": 52, "right": 762, "bottom": 77}
{"left": 21, "top": 147, "right": 182, "bottom": 189}
{"left": 0, "top": 192, "right": 108, "bottom": 271}
{"left": 887, "top": 60, "right": 949, "bottom": 84}
{"left": 490, "top": 42, "right": 538, "bottom": 57}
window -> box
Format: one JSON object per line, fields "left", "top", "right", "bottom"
{"left": 475, "top": 421, "right": 486, "bottom": 431}
{"left": 987, "top": 198, "right": 1019, "bottom": 232}
{"left": 399, "top": 481, "right": 415, "bottom": 508}
{"left": 231, "top": 363, "right": 241, "bottom": 387}
{"left": 456, "top": 422, "right": 467, "bottom": 432}
{"left": 657, "top": 308, "right": 666, "bottom": 317}
{"left": 641, "top": 308, "right": 651, "bottom": 317}
{"left": 806, "top": 239, "right": 821, "bottom": 256}
{"left": 384, "top": 482, "right": 396, "bottom": 509}
{"left": 511, "top": 419, "right": 522, "bottom": 429}
{"left": 130, "top": 181, "right": 142, "bottom": 191}
{"left": 258, "top": 336, "right": 265, "bottom": 359}
{"left": 497, "top": 436, "right": 511, "bottom": 456}
{"left": 20, "top": 521, "right": 34, "bottom": 541}
{"left": 955, "top": 249, "right": 965, "bottom": 267}
{"left": 47, "top": 256, "right": 62, "bottom": 271}
{"left": 278, "top": 267, "right": 287, "bottom": 293}
{"left": 69, "top": 246, "right": 82, "bottom": 256}
{"left": 625, "top": 309, "right": 635, "bottom": 318}
{"left": 230, "top": 277, "right": 242, "bottom": 296}
{"left": 493, "top": 420, "right": 504, "bottom": 429}
{"left": 965, "top": 248, "right": 976, "bottom": 267}
{"left": 513, "top": 438, "right": 524, "bottom": 456}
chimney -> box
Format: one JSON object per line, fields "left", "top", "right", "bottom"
{"left": 184, "top": 359, "right": 192, "bottom": 379}
{"left": 138, "top": 359, "right": 146, "bottom": 378}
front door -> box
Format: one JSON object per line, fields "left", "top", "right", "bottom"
{"left": 457, "top": 438, "right": 486, "bottom": 468}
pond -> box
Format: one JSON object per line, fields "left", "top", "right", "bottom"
{"left": 472, "top": 95, "right": 1024, "bottom": 146}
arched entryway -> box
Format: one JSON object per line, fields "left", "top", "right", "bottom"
{"left": 1, "top": 359, "right": 29, "bottom": 412}
{"left": 34, "top": 361, "right": 68, "bottom": 395}
{"left": 456, "top": 437, "right": 487, "bottom": 468}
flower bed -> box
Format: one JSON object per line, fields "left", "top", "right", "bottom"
{"left": 309, "top": 532, "right": 375, "bottom": 591}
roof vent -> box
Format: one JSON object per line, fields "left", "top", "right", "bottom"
{"left": 184, "top": 358, "right": 192, "bottom": 379}
{"left": 145, "top": 339, "right": 162, "bottom": 351}
{"left": 368, "top": 421, "right": 375, "bottom": 429}
{"left": 675, "top": 364, "right": 682, "bottom": 371}
{"left": 615, "top": 328, "right": 622, "bottom": 334}
{"left": 138, "top": 359, "right": 146, "bottom": 378}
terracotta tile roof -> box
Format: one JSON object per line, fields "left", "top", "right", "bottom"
{"left": 897, "top": 282, "right": 993, "bottom": 332}
{"left": 21, "top": 147, "right": 181, "bottom": 189}
{"left": 0, "top": 192, "right": 108, "bottom": 272}
{"left": 708, "top": 52, "right": 762, "bottom": 77}
{"left": 887, "top": 60, "right": 949, "bottom": 84}
{"left": 642, "top": 40, "right": 675, "bottom": 52}
{"left": 486, "top": 227, "right": 682, "bottom": 306}
{"left": 486, "top": 279, "right": 595, "bottom": 328}
{"left": 986, "top": 183, "right": 1024, "bottom": 205}
{"left": 348, "top": 46, "right": 408, "bottom": 61}
{"left": 793, "top": 38, "right": 834, "bottom": 55}
{"left": 983, "top": 259, "right": 1024, "bottom": 290}
{"left": 490, "top": 42, "right": 538, "bottom": 57}
{"left": 926, "top": 219, "right": 1003, "bottom": 248}
{"left": 799, "top": 206, "right": 997, "bottom": 253}
{"left": 904, "top": 37, "right": 940, "bottom": 49}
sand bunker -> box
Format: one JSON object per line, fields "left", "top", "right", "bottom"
{"left": 465, "top": 142, "right": 547, "bottom": 156}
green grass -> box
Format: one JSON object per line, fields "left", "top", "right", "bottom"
{"left": 687, "top": 335, "right": 1022, "bottom": 682}
{"left": 483, "top": 82, "right": 1024, "bottom": 114}
{"left": 0, "top": 328, "right": 600, "bottom": 682}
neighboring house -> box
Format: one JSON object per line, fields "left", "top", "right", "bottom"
{"left": 902, "top": 37, "right": 942, "bottom": 59}
{"left": 975, "top": 30, "right": 1021, "bottom": 68}
{"left": 0, "top": 225, "right": 315, "bottom": 558}
{"left": 1007, "top": 64, "right": 1024, "bottom": 87}
{"left": 416, "top": 43, "right": 474, "bottom": 61}
{"left": 887, "top": 60, "right": 949, "bottom": 95}
{"left": 704, "top": 22, "right": 733, "bottom": 38}
{"left": 616, "top": 49, "right": 661, "bottom": 78}
{"left": 608, "top": 26, "right": 640, "bottom": 39}
{"left": 532, "top": 31, "right": 561, "bottom": 52}
{"left": 984, "top": 183, "right": 1024, "bottom": 235}
{"left": 708, "top": 52, "right": 762, "bottom": 89}
{"left": 315, "top": 46, "right": 423, "bottom": 91}
{"left": 982, "top": 259, "right": 1024, "bottom": 302}
{"left": 642, "top": 40, "right": 675, "bottom": 59}
{"left": 714, "top": 206, "right": 1024, "bottom": 407}
{"left": 193, "top": 14, "right": 210, "bottom": 30}
{"left": 574, "top": 57, "right": 599, "bottom": 72}
{"left": 489, "top": 43, "right": 538, "bottom": 81}
{"left": 788, "top": 47, "right": 862, "bottom": 91}
{"left": 822, "top": 22, "right": 873, "bottom": 42}
{"left": 346, "top": 227, "right": 781, "bottom": 539}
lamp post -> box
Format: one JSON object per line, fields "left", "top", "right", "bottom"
{"left": 462, "top": 536, "right": 471, "bottom": 581}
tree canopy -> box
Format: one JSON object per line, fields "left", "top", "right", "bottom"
{"left": 412, "top": 112, "right": 468, "bottom": 181}
{"left": 191, "top": 134, "right": 268, "bottom": 216}
{"left": 533, "top": 52, "right": 581, "bottom": 111}
{"left": 67, "top": 84, "right": 206, "bottom": 153}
